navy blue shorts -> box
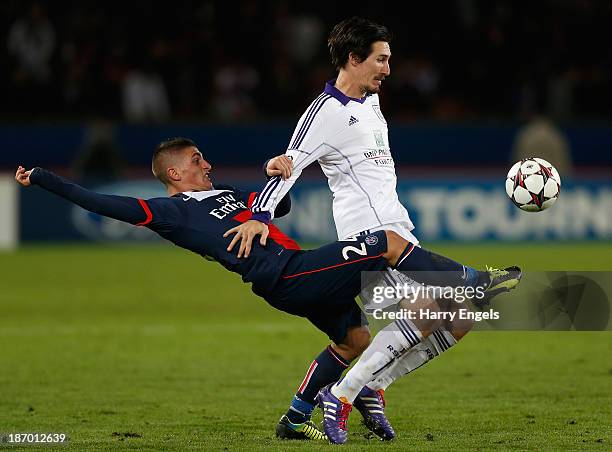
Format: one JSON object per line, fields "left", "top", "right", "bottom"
{"left": 261, "top": 231, "right": 389, "bottom": 344}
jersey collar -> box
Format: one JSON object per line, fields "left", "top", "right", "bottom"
{"left": 324, "top": 79, "right": 367, "bottom": 106}
{"left": 173, "top": 189, "right": 230, "bottom": 201}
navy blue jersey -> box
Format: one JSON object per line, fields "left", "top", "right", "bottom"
{"left": 30, "top": 168, "right": 299, "bottom": 289}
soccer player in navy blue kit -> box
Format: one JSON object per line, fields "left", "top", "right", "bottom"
{"left": 16, "top": 138, "right": 520, "bottom": 443}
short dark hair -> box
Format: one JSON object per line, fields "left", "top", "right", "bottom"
{"left": 328, "top": 17, "right": 392, "bottom": 71}
{"left": 152, "top": 137, "right": 197, "bottom": 186}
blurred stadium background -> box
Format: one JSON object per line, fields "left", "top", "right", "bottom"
{"left": 1, "top": 0, "right": 611, "bottom": 246}
{"left": 1, "top": 1, "right": 610, "bottom": 449}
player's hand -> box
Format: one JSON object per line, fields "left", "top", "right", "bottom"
{"left": 223, "top": 220, "right": 269, "bottom": 258}
{"left": 15, "top": 166, "right": 33, "bottom": 187}
{"left": 266, "top": 155, "right": 293, "bottom": 180}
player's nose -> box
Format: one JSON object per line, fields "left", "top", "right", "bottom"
{"left": 383, "top": 62, "right": 390, "bottom": 76}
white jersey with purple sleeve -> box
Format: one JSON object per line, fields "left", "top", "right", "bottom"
{"left": 251, "top": 80, "right": 414, "bottom": 240}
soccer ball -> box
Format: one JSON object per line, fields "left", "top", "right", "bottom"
{"left": 505, "top": 158, "right": 561, "bottom": 212}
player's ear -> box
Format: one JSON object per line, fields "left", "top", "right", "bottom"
{"left": 348, "top": 52, "right": 362, "bottom": 67}
{"left": 167, "top": 166, "right": 180, "bottom": 182}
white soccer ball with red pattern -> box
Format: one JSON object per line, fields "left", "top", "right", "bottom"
{"left": 505, "top": 158, "right": 561, "bottom": 212}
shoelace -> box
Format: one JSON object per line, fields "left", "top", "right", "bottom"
{"left": 377, "top": 389, "right": 387, "bottom": 408}
{"left": 486, "top": 265, "right": 507, "bottom": 276}
{"left": 303, "top": 422, "right": 326, "bottom": 440}
{"left": 338, "top": 403, "right": 352, "bottom": 431}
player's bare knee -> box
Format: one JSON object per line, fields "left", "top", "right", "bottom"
{"left": 351, "top": 337, "right": 371, "bottom": 356}
{"left": 335, "top": 326, "right": 371, "bottom": 360}
{"left": 398, "top": 296, "right": 441, "bottom": 334}
{"left": 349, "top": 326, "right": 372, "bottom": 355}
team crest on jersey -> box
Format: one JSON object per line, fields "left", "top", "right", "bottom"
{"left": 373, "top": 130, "right": 385, "bottom": 147}
{"left": 365, "top": 234, "right": 379, "bottom": 246}
{"left": 372, "top": 104, "right": 387, "bottom": 124}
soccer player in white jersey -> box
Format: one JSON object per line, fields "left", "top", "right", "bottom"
{"left": 226, "top": 17, "right": 520, "bottom": 443}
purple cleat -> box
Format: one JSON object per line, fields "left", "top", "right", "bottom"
{"left": 316, "top": 383, "right": 353, "bottom": 445}
{"left": 353, "top": 386, "right": 396, "bottom": 441}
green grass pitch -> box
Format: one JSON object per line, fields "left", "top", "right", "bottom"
{"left": 1, "top": 243, "right": 611, "bottom": 450}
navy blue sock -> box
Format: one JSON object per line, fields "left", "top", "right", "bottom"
{"left": 394, "top": 243, "right": 480, "bottom": 288}
{"left": 286, "top": 345, "right": 350, "bottom": 424}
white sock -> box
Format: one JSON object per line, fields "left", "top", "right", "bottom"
{"left": 331, "top": 318, "right": 423, "bottom": 404}
{"left": 367, "top": 328, "right": 457, "bottom": 391}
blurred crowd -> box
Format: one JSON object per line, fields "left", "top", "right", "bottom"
{"left": 2, "top": 0, "right": 611, "bottom": 122}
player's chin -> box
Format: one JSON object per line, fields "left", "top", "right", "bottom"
{"left": 368, "top": 82, "right": 382, "bottom": 93}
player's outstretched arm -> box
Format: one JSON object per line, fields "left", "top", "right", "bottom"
{"left": 15, "top": 166, "right": 152, "bottom": 226}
